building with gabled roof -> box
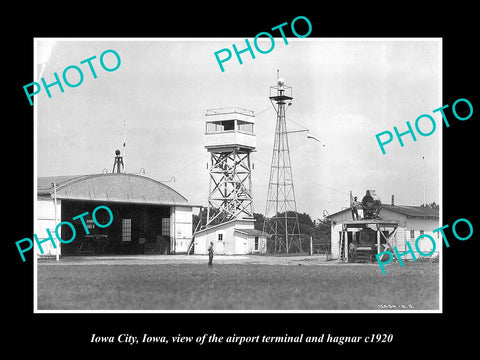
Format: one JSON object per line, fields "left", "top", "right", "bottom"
{"left": 328, "top": 202, "right": 440, "bottom": 262}
{"left": 192, "top": 218, "right": 267, "bottom": 255}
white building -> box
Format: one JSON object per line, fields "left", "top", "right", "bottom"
{"left": 36, "top": 173, "right": 193, "bottom": 257}
{"left": 193, "top": 219, "right": 267, "bottom": 255}
{"left": 328, "top": 204, "right": 439, "bottom": 262}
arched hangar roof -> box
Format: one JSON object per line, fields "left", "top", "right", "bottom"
{"left": 37, "top": 173, "right": 189, "bottom": 206}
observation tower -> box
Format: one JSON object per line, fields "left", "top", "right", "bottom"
{"left": 204, "top": 107, "right": 256, "bottom": 227}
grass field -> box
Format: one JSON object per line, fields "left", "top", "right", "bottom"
{"left": 36, "top": 260, "right": 439, "bottom": 311}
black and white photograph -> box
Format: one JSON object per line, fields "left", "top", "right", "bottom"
{"left": 32, "top": 38, "right": 442, "bottom": 312}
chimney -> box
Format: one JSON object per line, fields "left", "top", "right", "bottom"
{"left": 391, "top": 194, "right": 394, "bottom": 206}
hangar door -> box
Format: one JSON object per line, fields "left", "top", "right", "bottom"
{"left": 59, "top": 200, "right": 172, "bottom": 255}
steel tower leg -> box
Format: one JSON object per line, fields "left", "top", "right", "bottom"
{"left": 263, "top": 78, "right": 302, "bottom": 253}
{"left": 206, "top": 149, "right": 254, "bottom": 227}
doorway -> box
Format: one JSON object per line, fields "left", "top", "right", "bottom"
{"left": 215, "top": 232, "right": 225, "bottom": 254}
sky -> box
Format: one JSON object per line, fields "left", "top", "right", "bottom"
{"left": 35, "top": 38, "right": 441, "bottom": 220}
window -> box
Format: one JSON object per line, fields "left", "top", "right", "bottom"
{"left": 419, "top": 230, "right": 424, "bottom": 235}
{"left": 122, "top": 219, "right": 131, "bottom": 242}
{"left": 222, "top": 120, "right": 234, "bottom": 131}
{"left": 237, "top": 121, "right": 254, "bottom": 133}
{"left": 206, "top": 120, "right": 235, "bottom": 133}
{"left": 409, "top": 230, "right": 415, "bottom": 240}
{"left": 206, "top": 122, "right": 219, "bottom": 133}
{"left": 86, "top": 218, "right": 95, "bottom": 230}
{"left": 218, "top": 233, "right": 223, "bottom": 242}
{"left": 254, "top": 236, "right": 259, "bottom": 251}
{"left": 161, "top": 218, "right": 170, "bottom": 236}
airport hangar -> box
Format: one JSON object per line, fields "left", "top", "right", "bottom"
{"left": 36, "top": 173, "right": 193, "bottom": 258}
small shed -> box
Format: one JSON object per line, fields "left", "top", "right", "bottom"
{"left": 193, "top": 219, "right": 267, "bottom": 255}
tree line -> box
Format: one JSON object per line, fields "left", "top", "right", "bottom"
{"left": 192, "top": 208, "right": 331, "bottom": 246}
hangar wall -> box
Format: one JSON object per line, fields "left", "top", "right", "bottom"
{"left": 171, "top": 206, "right": 192, "bottom": 254}
{"left": 35, "top": 197, "right": 61, "bottom": 258}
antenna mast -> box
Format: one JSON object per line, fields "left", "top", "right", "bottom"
{"left": 422, "top": 156, "right": 426, "bottom": 206}
{"left": 263, "top": 71, "right": 302, "bottom": 253}
{"left": 123, "top": 119, "right": 127, "bottom": 173}
{"left": 112, "top": 149, "right": 124, "bottom": 173}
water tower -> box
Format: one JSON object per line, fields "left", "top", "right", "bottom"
{"left": 204, "top": 107, "right": 256, "bottom": 227}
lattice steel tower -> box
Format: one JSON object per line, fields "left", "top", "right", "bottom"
{"left": 204, "top": 107, "right": 256, "bottom": 227}
{"left": 263, "top": 74, "right": 302, "bottom": 253}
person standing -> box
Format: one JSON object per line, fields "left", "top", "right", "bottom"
{"left": 351, "top": 196, "right": 360, "bottom": 220}
{"left": 349, "top": 240, "right": 357, "bottom": 263}
{"left": 208, "top": 241, "right": 214, "bottom": 268}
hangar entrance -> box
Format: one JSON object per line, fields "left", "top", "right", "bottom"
{"left": 60, "top": 200, "right": 172, "bottom": 255}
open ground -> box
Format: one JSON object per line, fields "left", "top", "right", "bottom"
{"left": 36, "top": 255, "right": 439, "bottom": 311}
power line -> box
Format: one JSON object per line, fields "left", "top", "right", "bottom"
{"left": 253, "top": 155, "right": 349, "bottom": 196}
{"left": 285, "top": 116, "right": 309, "bottom": 131}
{"left": 255, "top": 105, "right": 273, "bottom": 117}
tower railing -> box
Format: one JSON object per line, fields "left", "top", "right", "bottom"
{"left": 206, "top": 107, "right": 255, "bottom": 116}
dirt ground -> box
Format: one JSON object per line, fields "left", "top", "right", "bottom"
{"left": 36, "top": 255, "right": 439, "bottom": 311}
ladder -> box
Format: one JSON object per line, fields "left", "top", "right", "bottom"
{"left": 186, "top": 218, "right": 203, "bottom": 255}
{"left": 339, "top": 231, "right": 346, "bottom": 262}
{"left": 186, "top": 235, "right": 195, "bottom": 255}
